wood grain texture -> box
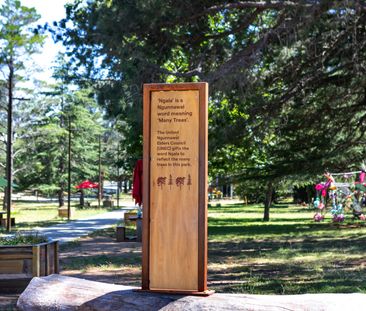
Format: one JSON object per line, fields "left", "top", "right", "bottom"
{"left": 142, "top": 84, "right": 151, "bottom": 290}
{"left": 0, "top": 241, "right": 59, "bottom": 293}
{"left": 32, "top": 245, "right": 40, "bottom": 277}
{"left": 0, "top": 261, "right": 24, "bottom": 274}
{"left": 142, "top": 82, "right": 208, "bottom": 293}
{"left": 198, "top": 82, "right": 208, "bottom": 292}
{"left": 150, "top": 90, "right": 199, "bottom": 291}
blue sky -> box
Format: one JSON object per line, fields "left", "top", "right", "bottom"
{"left": 1, "top": 0, "right": 70, "bottom": 81}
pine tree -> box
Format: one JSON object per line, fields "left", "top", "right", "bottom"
{"left": 0, "top": 0, "right": 44, "bottom": 231}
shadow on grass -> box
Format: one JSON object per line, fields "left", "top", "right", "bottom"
{"left": 209, "top": 204, "right": 306, "bottom": 215}
{"left": 209, "top": 235, "right": 366, "bottom": 259}
{"left": 209, "top": 259, "right": 366, "bottom": 294}
{"left": 209, "top": 219, "right": 366, "bottom": 237}
{"left": 14, "top": 219, "right": 66, "bottom": 230}
{"left": 62, "top": 253, "right": 141, "bottom": 271}
{"left": 56, "top": 202, "right": 366, "bottom": 295}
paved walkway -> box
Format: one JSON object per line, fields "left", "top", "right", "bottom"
{"left": 35, "top": 203, "right": 137, "bottom": 244}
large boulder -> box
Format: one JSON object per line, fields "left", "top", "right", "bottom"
{"left": 17, "top": 274, "right": 364, "bottom": 311}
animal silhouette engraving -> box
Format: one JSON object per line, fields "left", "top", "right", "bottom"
{"left": 157, "top": 177, "right": 167, "bottom": 189}
{"left": 176, "top": 177, "right": 185, "bottom": 189}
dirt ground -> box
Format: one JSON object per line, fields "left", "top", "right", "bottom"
{"left": 60, "top": 229, "right": 142, "bottom": 286}
{"left": 0, "top": 229, "right": 141, "bottom": 310}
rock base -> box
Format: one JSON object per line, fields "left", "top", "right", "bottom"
{"left": 17, "top": 274, "right": 365, "bottom": 311}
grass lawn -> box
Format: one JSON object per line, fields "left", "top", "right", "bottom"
{"left": 59, "top": 201, "right": 366, "bottom": 294}
{"left": 209, "top": 203, "right": 366, "bottom": 294}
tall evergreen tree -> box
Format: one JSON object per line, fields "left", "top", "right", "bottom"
{"left": 0, "top": 0, "right": 44, "bottom": 230}
{"left": 16, "top": 84, "right": 103, "bottom": 206}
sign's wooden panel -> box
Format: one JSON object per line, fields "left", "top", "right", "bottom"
{"left": 142, "top": 82, "right": 208, "bottom": 294}
{"left": 149, "top": 90, "right": 199, "bottom": 291}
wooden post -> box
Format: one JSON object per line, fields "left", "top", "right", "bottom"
{"left": 44, "top": 243, "right": 49, "bottom": 275}
{"left": 54, "top": 241, "right": 59, "bottom": 273}
{"left": 116, "top": 226, "right": 126, "bottom": 242}
{"left": 141, "top": 82, "right": 211, "bottom": 295}
{"left": 32, "top": 245, "right": 40, "bottom": 277}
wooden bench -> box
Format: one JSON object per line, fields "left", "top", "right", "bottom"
{"left": 0, "top": 211, "right": 15, "bottom": 227}
{"left": 123, "top": 212, "right": 137, "bottom": 226}
{"left": 0, "top": 217, "right": 15, "bottom": 227}
{"left": 116, "top": 213, "right": 142, "bottom": 242}
{"left": 58, "top": 207, "right": 75, "bottom": 218}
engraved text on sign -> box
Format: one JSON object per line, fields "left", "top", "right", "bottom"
{"left": 150, "top": 90, "right": 199, "bottom": 291}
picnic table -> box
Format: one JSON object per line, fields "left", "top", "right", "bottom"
{"left": 0, "top": 211, "right": 6, "bottom": 220}
{"left": 0, "top": 210, "right": 15, "bottom": 227}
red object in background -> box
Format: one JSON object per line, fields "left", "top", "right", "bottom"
{"left": 75, "top": 180, "right": 99, "bottom": 189}
{"left": 132, "top": 159, "right": 143, "bottom": 206}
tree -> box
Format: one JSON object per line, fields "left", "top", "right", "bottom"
{"left": 16, "top": 84, "right": 104, "bottom": 208}
{"left": 0, "top": 0, "right": 44, "bottom": 231}
{"left": 57, "top": 1, "right": 366, "bottom": 220}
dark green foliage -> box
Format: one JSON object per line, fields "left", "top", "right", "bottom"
{"left": 0, "top": 232, "right": 47, "bottom": 246}
{"left": 56, "top": 1, "right": 366, "bottom": 217}
{"left": 56, "top": 1, "right": 366, "bottom": 173}
{"left": 15, "top": 81, "right": 103, "bottom": 201}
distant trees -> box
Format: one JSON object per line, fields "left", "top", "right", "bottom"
{"left": 15, "top": 82, "right": 104, "bottom": 207}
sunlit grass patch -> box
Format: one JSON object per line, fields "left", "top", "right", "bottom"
{"left": 208, "top": 202, "right": 366, "bottom": 294}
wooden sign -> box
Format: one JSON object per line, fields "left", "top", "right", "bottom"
{"left": 142, "top": 82, "right": 209, "bottom": 295}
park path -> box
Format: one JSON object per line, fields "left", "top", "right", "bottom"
{"left": 36, "top": 202, "right": 137, "bottom": 244}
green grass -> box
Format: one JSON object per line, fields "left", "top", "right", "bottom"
{"left": 62, "top": 253, "right": 140, "bottom": 271}
{"left": 54, "top": 201, "right": 366, "bottom": 294}
{"left": 208, "top": 203, "right": 366, "bottom": 294}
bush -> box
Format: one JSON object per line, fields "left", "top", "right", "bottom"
{"left": 0, "top": 232, "right": 48, "bottom": 246}
{"left": 234, "top": 181, "right": 266, "bottom": 203}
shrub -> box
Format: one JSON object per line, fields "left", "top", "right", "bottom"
{"left": 0, "top": 232, "right": 48, "bottom": 246}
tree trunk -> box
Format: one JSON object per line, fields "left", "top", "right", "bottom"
{"left": 263, "top": 181, "right": 273, "bottom": 221}
{"left": 6, "top": 58, "right": 14, "bottom": 232}
{"left": 79, "top": 189, "right": 84, "bottom": 207}
{"left": 124, "top": 179, "right": 128, "bottom": 194}
{"left": 2, "top": 188, "right": 6, "bottom": 211}
{"left": 58, "top": 189, "right": 64, "bottom": 207}
{"left": 117, "top": 180, "right": 120, "bottom": 208}
{"left": 58, "top": 95, "right": 66, "bottom": 208}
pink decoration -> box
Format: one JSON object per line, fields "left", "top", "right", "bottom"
{"left": 318, "top": 202, "right": 325, "bottom": 210}
{"left": 315, "top": 177, "right": 333, "bottom": 197}
{"left": 313, "top": 213, "right": 324, "bottom": 222}
{"left": 360, "top": 171, "right": 365, "bottom": 183}
{"left": 315, "top": 183, "right": 324, "bottom": 191}
{"left": 332, "top": 214, "right": 344, "bottom": 223}
{"left": 360, "top": 214, "right": 366, "bottom": 221}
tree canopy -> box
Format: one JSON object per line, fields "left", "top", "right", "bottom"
{"left": 2, "top": 0, "right": 366, "bottom": 221}
{"left": 56, "top": 0, "right": 366, "bottom": 176}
